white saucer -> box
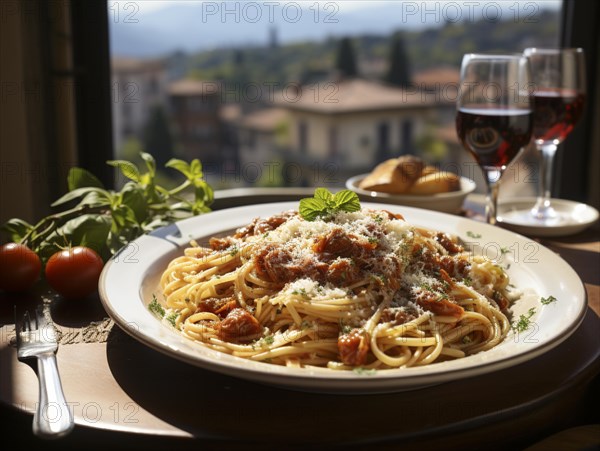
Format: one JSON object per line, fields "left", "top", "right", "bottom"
{"left": 497, "top": 197, "right": 599, "bottom": 237}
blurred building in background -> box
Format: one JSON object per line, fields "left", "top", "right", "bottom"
{"left": 108, "top": 3, "right": 559, "bottom": 190}
{"left": 111, "top": 57, "right": 167, "bottom": 152}
{"left": 272, "top": 78, "right": 449, "bottom": 184}
{"left": 168, "top": 79, "right": 226, "bottom": 167}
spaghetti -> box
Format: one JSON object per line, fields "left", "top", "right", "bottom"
{"left": 158, "top": 209, "right": 518, "bottom": 370}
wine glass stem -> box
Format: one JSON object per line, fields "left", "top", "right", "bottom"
{"left": 484, "top": 171, "right": 501, "bottom": 225}
{"left": 535, "top": 142, "right": 558, "bottom": 216}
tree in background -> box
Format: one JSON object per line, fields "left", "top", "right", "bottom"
{"left": 142, "top": 106, "right": 174, "bottom": 169}
{"left": 385, "top": 32, "right": 411, "bottom": 88}
{"left": 335, "top": 37, "right": 358, "bottom": 78}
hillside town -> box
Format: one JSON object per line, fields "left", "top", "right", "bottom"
{"left": 111, "top": 50, "right": 462, "bottom": 188}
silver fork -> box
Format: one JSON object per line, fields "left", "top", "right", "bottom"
{"left": 15, "top": 306, "right": 74, "bottom": 438}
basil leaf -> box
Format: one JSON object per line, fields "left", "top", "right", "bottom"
{"left": 107, "top": 160, "right": 140, "bottom": 182}
{"left": 41, "top": 214, "right": 111, "bottom": 259}
{"left": 77, "top": 217, "right": 112, "bottom": 251}
{"left": 140, "top": 152, "right": 156, "bottom": 177}
{"left": 67, "top": 167, "right": 105, "bottom": 191}
{"left": 1, "top": 218, "right": 33, "bottom": 243}
{"left": 299, "top": 198, "right": 328, "bottom": 221}
{"left": 190, "top": 159, "right": 203, "bottom": 178}
{"left": 333, "top": 190, "right": 361, "bottom": 212}
{"left": 111, "top": 204, "right": 138, "bottom": 228}
{"left": 107, "top": 230, "right": 131, "bottom": 255}
{"left": 193, "top": 198, "right": 212, "bottom": 215}
{"left": 121, "top": 182, "right": 148, "bottom": 223}
{"left": 51, "top": 187, "right": 108, "bottom": 207}
{"left": 299, "top": 188, "right": 362, "bottom": 221}
{"left": 314, "top": 188, "right": 334, "bottom": 204}
{"left": 165, "top": 159, "right": 192, "bottom": 178}
{"left": 76, "top": 191, "right": 112, "bottom": 208}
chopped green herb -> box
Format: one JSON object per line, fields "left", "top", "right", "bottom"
{"left": 165, "top": 312, "right": 178, "bottom": 327}
{"left": 229, "top": 245, "right": 239, "bottom": 257}
{"left": 500, "top": 247, "right": 510, "bottom": 255}
{"left": 420, "top": 282, "right": 433, "bottom": 291}
{"left": 540, "top": 295, "right": 558, "bottom": 305}
{"left": 292, "top": 288, "right": 309, "bottom": 299}
{"left": 368, "top": 237, "right": 379, "bottom": 245}
{"left": 466, "top": 231, "right": 482, "bottom": 239}
{"left": 340, "top": 323, "right": 352, "bottom": 334}
{"left": 420, "top": 281, "right": 448, "bottom": 300}
{"left": 353, "top": 367, "right": 377, "bottom": 376}
{"left": 263, "top": 335, "right": 275, "bottom": 345}
{"left": 300, "top": 320, "right": 313, "bottom": 330}
{"left": 512, "top": 307, "right": 536, "bottom": 333}
{"left": 370, "top": 274, "right": 387, "bottom": 284}
{"left": 462, "top": 277, "right": 472, "bottom": 286}
{"left": 148, "top": 295, "right": 165, "bottom": 318}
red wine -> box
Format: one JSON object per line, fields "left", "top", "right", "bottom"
{"left": 456, "top": 108, "right": 532, "bottom": 169}
{"left": 533, "top": 90, "right": 585, "bottom": 144}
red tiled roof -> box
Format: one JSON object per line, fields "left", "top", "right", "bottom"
{"left": 168, "top": 79, "right": 222, "bottom": 96}
{"left": 274, "top": 78, "right": 446, "bottom": 114}
{"left": 111, "top": 57, "right": 164, "bottom": 73}
{"left": 240, "top": 108, "right": 288, "bottom": 132}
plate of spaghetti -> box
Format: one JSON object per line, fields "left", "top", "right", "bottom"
{"left": 99, "top": 193, "right": 587, "bottom": 393}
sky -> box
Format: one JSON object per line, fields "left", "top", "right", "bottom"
{"left": 113, "top": 0, "right": 561, "bottom": 14}
{"left": 108, "top": 1, "right": 562, "bottom": 56}
{"left": 111, "top": 0, "right": 384, "bottom": 14}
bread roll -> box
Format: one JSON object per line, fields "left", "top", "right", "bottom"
{"left": 421, "top": 165, "right": 439, "bottom": 177}
{"left": 407, "top": 171, "right": 461, "bottom": 195}
{"left": 358, "top": 156, "right": 425, "bottom": 194}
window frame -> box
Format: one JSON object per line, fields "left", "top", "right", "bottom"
{"left": 555, "top": 0, "right": 599, "bottom": 205}
{"left": 73, "top": 1, "right": 597, "bottom": 206}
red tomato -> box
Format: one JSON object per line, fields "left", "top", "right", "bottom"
{"left": 0, "top": 243, "right": 42, "bottom": 292}
{"left": 45, "top": 246, "right": 104, "bottom": 299}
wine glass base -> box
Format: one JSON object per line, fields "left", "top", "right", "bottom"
{"left": 518, "top": 208, "right": 564, "bottom": 227}
{"left": 496, "top": 197, "right": 599, "bottom": 237}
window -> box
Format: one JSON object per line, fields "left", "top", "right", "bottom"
{"left": 102, "top": 1, "right": 568, "bottom": 192}
{"left": 298, "top": 121, "right": 308, "bottom": 155}
{"left": 246, "top": 130, "right": 257, "bottom": 149}
{"left": 10, "top": 0, "right": 600, "bottom": 229}
{"left": 401, "top": 119, "right": 413, "bottom": 155}
{"left": 329, "top": 125, "right": 338, "bottom": 159}
{"left": 377, "top": 122, "right": 390, "bottom": 162}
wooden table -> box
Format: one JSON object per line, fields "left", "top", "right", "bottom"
{"left": 1, "top": 193, "right": 599, "bottom": 450}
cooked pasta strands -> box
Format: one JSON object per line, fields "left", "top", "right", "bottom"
{"left": 156, "top": 208, "right": 523, "bottom": 370}
{"left": 370, "top": 339, "right": 413, "bottom": 367}
{"left": 439, "top": 347, "right": 465, "bottom": 358}
{"left": 379, "top": 336, "right": 439, "bottom": 347}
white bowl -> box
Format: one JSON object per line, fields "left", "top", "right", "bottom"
{"left": 346, "top": 174, "right": 476, "bottom": 214}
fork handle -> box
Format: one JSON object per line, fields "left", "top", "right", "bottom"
{"left": 33, "top": 354, "right": 74, "bottom": 438}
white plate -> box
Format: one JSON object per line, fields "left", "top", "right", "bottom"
{"left": 497, "top": 197, "right": 599, "bottom": 237}
{"left": 99, "top": 202, "right": 587, "bottom": 393}
{"left": 346, "top": 174, "right": 476, "bottom": 214}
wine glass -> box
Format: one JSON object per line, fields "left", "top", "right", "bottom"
{"left": 456, "top": 54, "right": 533, "bottom": 225}
{"left": 525, "top": 48, "right": 586, "bottom": 223}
